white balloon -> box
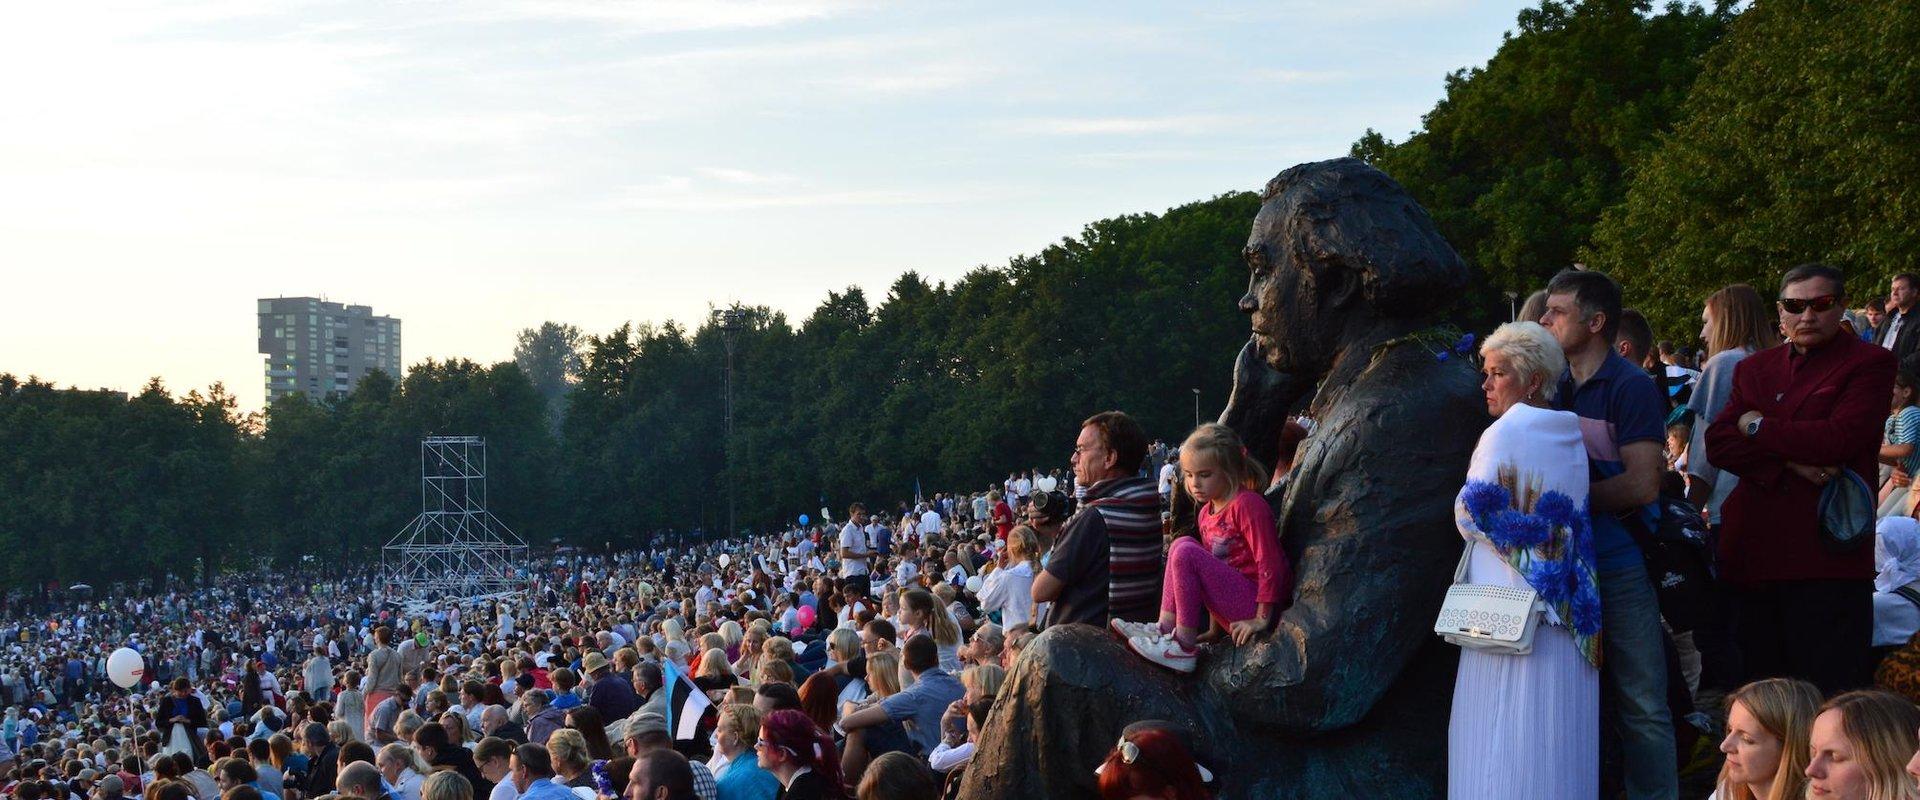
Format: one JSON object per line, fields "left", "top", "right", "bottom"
{"left": 1037, "top": 476, "right": 1059, "bottom": 493}
{"left": 107, "top": 647, "right": 144, "bottom": 689}
{"left": 718, "top": 554, "right": 731, "bottom": 568}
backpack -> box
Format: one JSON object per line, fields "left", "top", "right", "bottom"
{"left": 1630, "top": 495, "right": 1717, "bottom": 633}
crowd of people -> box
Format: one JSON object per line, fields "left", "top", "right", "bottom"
{"left": 13, "top": 263, "right": 1920, "bottom": 800}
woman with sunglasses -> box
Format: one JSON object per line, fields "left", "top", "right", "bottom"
{"left": 754, "top": 710, "right": 844, "bottom": 800}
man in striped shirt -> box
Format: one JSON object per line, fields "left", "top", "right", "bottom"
{"left": 1033, "top": 411, "right": 1164, "bottom": 627}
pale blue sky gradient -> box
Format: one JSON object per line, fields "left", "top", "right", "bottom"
{"left": 1, "top": 0, "right": 1534, "bottom": 410}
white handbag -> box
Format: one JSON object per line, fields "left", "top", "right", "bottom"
{"left": 1433, "top": 542, "right": 1541, "bottom": 655}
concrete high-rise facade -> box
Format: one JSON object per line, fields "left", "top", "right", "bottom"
{"left": 257, "top": 297, "right": 402, "bottom": 404}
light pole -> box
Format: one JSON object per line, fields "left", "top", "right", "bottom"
{"left": 1192, "top": 388, "right": 1200, "bottom": 428}
{"left": 716, "top": 308, "right": 748, "bottom": 537}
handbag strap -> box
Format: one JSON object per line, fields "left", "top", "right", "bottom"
{"left": 1453, "top": 541, "right": 1474, "bottom": 582}
{"left": 1896, "top": 585, "right": 1920, "bottom": 612}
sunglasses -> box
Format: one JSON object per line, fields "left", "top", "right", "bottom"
{"left": 1778, "top": 295, "right": 1841, "bottom": 314}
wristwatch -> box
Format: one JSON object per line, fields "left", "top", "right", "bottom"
{"left": 1744, "top": 417, "right": 1763, "bottom": 437}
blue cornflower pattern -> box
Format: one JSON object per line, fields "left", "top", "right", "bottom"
{"left": 1458, "top": 478, "right": 1605, "bottom": 667}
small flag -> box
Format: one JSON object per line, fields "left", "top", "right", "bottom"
{"left": 659, "top": 659, "right": 713, "bottom": 742}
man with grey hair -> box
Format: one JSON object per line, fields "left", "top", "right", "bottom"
{"left": 480, "top": 705, "right": 524, "bottom": 744}
{"left": 522, "top": 690, "right": 566, "bottom": 747}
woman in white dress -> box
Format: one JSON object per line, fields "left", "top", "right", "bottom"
{"left": 1448, "top": 322, "right": 1603, "bottom": 799}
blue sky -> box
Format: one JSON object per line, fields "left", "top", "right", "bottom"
{"left": 1, "top": 0, "right": 1536, "bottom": 410}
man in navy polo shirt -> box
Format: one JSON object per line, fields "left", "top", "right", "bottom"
{"left": 1542, "top": 269, "right": 1677, "bottom": 800}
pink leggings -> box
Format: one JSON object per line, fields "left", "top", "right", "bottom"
{"left": 1160, "top": 537, "right": 1258, "bottom": 636}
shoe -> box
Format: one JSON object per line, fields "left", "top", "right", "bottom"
{"left": 1109, "top": 618, "right": 1159, "bottom": 640}
{"left": 1126, "top": 633, "right": 1198, "bottom": 673}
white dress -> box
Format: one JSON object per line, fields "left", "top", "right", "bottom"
{"left": 1448, "top": 403, "right": 1600, "bottom": 799}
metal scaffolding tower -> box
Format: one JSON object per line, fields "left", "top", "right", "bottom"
{"left": 383, "top": 436, "right": 527, "bottom": 600}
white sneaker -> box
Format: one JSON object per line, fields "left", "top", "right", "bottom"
{"left": 1108, "top": 618, "right": 1159, "bottom": 640}
{"left": 1126, "top": 633, "right": 1198, "bottom": 673}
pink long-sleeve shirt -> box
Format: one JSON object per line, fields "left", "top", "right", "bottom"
{"left": 1196, "top": 489, "right": 1291, "bottom": 605}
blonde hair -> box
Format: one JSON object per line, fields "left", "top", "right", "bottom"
{"left": 716, "top": 704, "right": 763, "bottom": 748}
{"left": 866, "top": 652, "right": 902, "bottom": 697}
{"left": 1715, "top": 678, "right": 1820, "bottom": 800}
{"left": 1814, "top": 691, "right": 1920, "bottom": 800}
{"left": 827, "top": 628, "right": 861, "bottom": 664}
{"left": 420, "top": 770, "right": 473, "bottom": 800}
{"left": 1705, "top": 284, "right": 1783, "bottom": 358}
{"left": 378, "top": 742, "right": 430, "bottom": 776}
{"left": 1480, "top": 321, "right": 1566, "bottom": 402}
{"left": 718, "top": 620, "right": 744, "bottom": 651}
{"left": 755, "top": 658, "right": 793, "bottom": 687}
{"left": 960, "top": 664, "right": 1005, "bottom": 701}
{"left": 762, "top": 636, "right": 795, "bottom": 662}
{"left": 1179, "top": 423, "right": 1269, "bottom": 491}
{"left": 696, "top": 649, "right": 733, "bottom": 681}
{"left": 327, "top": 720, "right": 355, "bottom": 745}
{"left": 1006, "top": 526, "right": 1041, "bottom": 568}
{"left": 545, "top": 728, "right": 591, "bottom": 772}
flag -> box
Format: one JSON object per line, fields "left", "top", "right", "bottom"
{"left": 659, "top": 659, "right": 713, "bottom": 743}
{"left": 914, "top": 478, "right": 923, "bottom": 505}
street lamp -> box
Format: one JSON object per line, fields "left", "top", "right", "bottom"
{"left": 1192, "top": 388, "right": 1200, "bottom": 428}
{"left": 715, "top": 308, "right": 749, "bottom": 537}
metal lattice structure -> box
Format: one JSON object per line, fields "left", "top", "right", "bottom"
{"left": 383, "top": 436, "right": 527, "bottom": 600}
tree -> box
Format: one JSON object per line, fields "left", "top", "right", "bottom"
{"left": 514, "top": 322, "right": 585, "bottom": 430}
{"left": 1587, "top": 0, "right": 1920, "bottom": 332}
{"left": 1353, "top": 0, "right": 1732, "bottom": 297}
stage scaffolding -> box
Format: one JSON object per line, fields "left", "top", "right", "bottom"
{"left": 383, "top": 436, "right": 527, "bottom": 601}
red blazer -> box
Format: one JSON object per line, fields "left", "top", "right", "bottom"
{"left": 1706, "top": 332, "right": 1895, "bottom": 583}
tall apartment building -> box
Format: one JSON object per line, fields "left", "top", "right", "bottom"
{"left": 257, "top": 297, "right": 403, "bottom": 404}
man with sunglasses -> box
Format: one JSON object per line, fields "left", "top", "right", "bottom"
{"left": 1708, "top": 263, "right": 1895, "bottom": 696}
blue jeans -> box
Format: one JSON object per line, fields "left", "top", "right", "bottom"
{"left": 1601, "top": 565, "right": 1678, "bottom": 800}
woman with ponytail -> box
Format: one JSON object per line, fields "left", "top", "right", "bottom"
{"left": 755, "top": 709, "right": 846, "bottom": 800}
{"left": 1114, "top": 423, "right": 1291, "bottom": 673}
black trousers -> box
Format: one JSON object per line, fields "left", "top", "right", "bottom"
{"left": 1731, "top": 578, "right": 1873, "bottom": 696}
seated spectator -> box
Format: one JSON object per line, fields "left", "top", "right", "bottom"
{"left": 854, "top": 752, "right": 937, "bottom": 800}
{"left": 753, "top": 711, "right": 843, "bottom": 800}
{"left": 1805, "top": 690, "right": 1920, "bottom": 799}
{"left": 1094, "top": 726, "right": 1212, "bottom": 800}
{"left": 839, "top": 637, "right": 962, "bottom": 759}
{"left": 1714, "top": 678, "right": 1819, "bottom": 800}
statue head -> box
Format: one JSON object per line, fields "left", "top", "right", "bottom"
{"left": 1239, "top": 158, "right": 1467, "bottom": 375}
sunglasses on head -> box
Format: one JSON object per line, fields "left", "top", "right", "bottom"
{"left": 1779, "top": 295, "right": 1841, "bottom": 314}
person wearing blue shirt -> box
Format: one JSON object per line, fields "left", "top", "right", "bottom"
{"left": 1542, "top": 269, "right": 1678, "bottom": 799}
{"left": 839, "top": 635, "right": 964, "bottom": 757}
{"left": 507, "top": 745, "right": 576, "bottom": 800}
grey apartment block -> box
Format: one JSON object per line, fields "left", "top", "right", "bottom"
{"left": 257, "top": 297, "right": 403, "bottom": 404}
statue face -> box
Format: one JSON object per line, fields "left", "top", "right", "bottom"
{"left": 1240, "top": 202, "right": 1336, "bottom": 375}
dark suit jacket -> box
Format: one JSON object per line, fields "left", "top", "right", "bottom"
{"left": 1877, "top": 307, "right": 1920, "bottom": 373}
{"left": 1706, "top": 332, "right": 1895, "bottom": 583}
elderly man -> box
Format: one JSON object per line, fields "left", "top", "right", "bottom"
{"left": 480, "top": 705, "right": 525, "bottom": 744}
{"left": 1708, "top": 263, "right": 1895, "bottom": 694}
{"left": 1030, "top": 411, "right": 1162, "bottom": 626}
{"left": 961, "top": 158, "right": 1485, "bottom": 799}
{"left": 621, "top": 714, "right": 714, "bottom": 800}
{"left": 582, "top": 652, "right": 640, "bottom": 724}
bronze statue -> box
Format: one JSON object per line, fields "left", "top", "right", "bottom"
{"left": 959, "top": 158, "right": 1487, "bottom": 799}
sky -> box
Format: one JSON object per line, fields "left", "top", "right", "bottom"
{"left": 1, "top": 0, "right": 1537, "bottom": 412}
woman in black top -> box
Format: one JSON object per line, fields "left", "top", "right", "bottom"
{"left": 757, "top": 709, "right": 847, "bottom": 800}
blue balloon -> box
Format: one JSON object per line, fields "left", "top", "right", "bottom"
{"left": 798, "top": 514, "right": 810, "bottom": 526}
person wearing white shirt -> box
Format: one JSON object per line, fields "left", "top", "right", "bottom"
{"left": 894, "top": 559, "right": 919, "bottom": 591}
{"left": 839, "top": 504, "right": 874, "bottom": 579}
{"left": 978, "top": 526, "right": 1040, "bottom": 631}
{"left": 1157, "top": 460, "right": 1178, "bottom": 500}
{"left": 917, "top": 507, "right": 941, "bottom": 538}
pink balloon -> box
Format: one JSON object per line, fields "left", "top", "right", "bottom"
{"left": 795, "top": 605, "right": 817, "bottom": 631}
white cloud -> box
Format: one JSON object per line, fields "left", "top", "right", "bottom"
{"left": 1001, "top": 114, "right": 1249, "bottom": 136}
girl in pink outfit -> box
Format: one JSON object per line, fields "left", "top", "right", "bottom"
{"left": 1115, "top": 423, "right": 1291, "bottom": 673}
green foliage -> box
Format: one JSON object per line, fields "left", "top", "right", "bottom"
{"left": 1588, "top": 0, "right": 1920, "bottom": 332}
{"left": 1354, "top": 0, "right": 1732, "bottom": 297}
{"left": 514, "top": 322, "right": 585, "bottom": 431}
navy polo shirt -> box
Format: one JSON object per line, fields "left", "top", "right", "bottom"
{"left": 1555, "top": 351, "right": 1666, "bottom": 572}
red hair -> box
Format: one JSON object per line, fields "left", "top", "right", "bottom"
{"left": 1097, "top": 728, "right": 1211, "bottom": 800}
{"left": 760, "top": 709, "right": 847, "bottom": 799}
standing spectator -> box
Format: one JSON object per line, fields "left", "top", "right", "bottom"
{"left": 1032, "top": 411, "right": 1163, "bottom": 627}
{"left": 1446, "top": 322, "right": 1601, "bottom": 799}
{"left": 987, "top": 493, "right": 1012, "bottom": 542}
{"left": 304, "top": 645, "right": 333, "bottom": 705}
{"left": 1878, "top": 273, "right": 1920, "bottom": 374}
{"left": 916, "top": 506, "right": 940, "bottom": 539}
{"left": 1540, "top": 268, "right": 1677, "bottom": 798}
{"left": 1863, "top": 297, "right": 1886, "bottom": 343}
{"left": 1687, "top": 285, "right": 1783, "bottom": 530}
{"left": 977, "top": 527, "right": 1040, "bottom": 632}
{"left": 366, "top": 628, "right": 403, "bottom": 729}
{"left": 1156, "top": 453, "right": 1177, "bottom": 509}
{"left": 1878, "top": 371, "right": 1920, "bottom": 516}
{"left": 1707, "top": 263, "right": 1896, "bottom": 695}
{"left": 837, "top": 504, "right": 873, "bottom": 586}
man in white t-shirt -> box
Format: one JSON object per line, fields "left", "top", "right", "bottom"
{"left": 840, "top": 502, "right": 873, "bottom": 579}
{"left": 917, "top": 504, "right": 941, "bottom": 537}
{"left": 1157, "top": 456, "right": 1178, "bottom": 502}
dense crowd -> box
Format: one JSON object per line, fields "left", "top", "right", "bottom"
{"left": 18, "top": 264, "right": 1920, "bottom": 800}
